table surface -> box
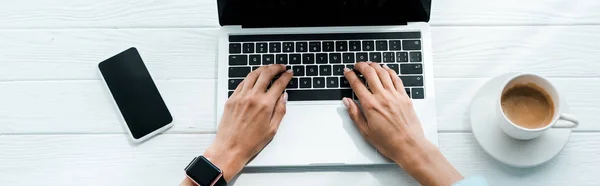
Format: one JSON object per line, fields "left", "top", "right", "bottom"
{"left": 1, "top": 0, "right": 600, "bottom": 185}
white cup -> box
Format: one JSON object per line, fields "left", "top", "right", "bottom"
{"left": 497, "top": 73, "right": 579, "bottom": 140}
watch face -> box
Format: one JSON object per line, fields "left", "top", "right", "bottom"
{"left": 185, "top": 156, "right": 223, "bottom": 186}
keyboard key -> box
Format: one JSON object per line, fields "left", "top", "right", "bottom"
{"left": 263, "top": 54, "right": 274, "bottom": 65}
{"left": 257, "top": 43, "right": 268, "bottom": 53}
{"left": 276, "top": 54, "right": 288, "bottom": 64}
{"left": 306, "top": 65, "right": 319, "bottom": 76}
{"left": 387, "top": 64, "right": 399, "bottom": 74}
{"left": 382, "top": 52, "right": 395, "bottom": 63}
{"left": 342, "top": 53, "right": 355, "bottom": 63}
{"left": 399, "top": 76, "right": 424, "bottom": 86}
{"left": 329, "top": 53, "right": 342, "bottom": 64}
{"left": 228, "top": 79, "right": 243, "bottom": 90}
{"left": 313, "top": 77, "right": 326, "bottom": 88}
{"left": 369, "top": 52, "right": 382, "bottom": 62}
{"left": 316, "top": 53, "right": 328, "bottom": 64}
{"left": 403, "top": 40, "right": 421, "bottom": 50}
{"left": 389, "top": 40, "right": 402, "bottom": 50}
{"left": 405, "top": 88, "right": 411, "bottom": 98}
{"left": 299, "top": 78, "right": 312, "bottom": 88}
{"left": 340, "top": 77, "right": 350, "bottom": 87}
{"left": 242, "top": 43, "right": 254, "bottom": 53}
{"left": 320, "top": 65, "right": 332, "bottom": 76}
{"left": 286, "top": 66, "right": 291, "bottom": 70}
{"left": 396, "top": 52, "right": 409, "bottom": 62}
{"left": 302, "top": 53, "right": 315, "bottom": 64}
{"left": 229, "top": 43, "right": 241, "bottom": 54}
{"left": 409, "top": 52, "right": 422, "bottom": 62}
{"left": 293, "top": 66, "right": 305, "bottom": 76}
{"left": 283, "top": 42, "right": 294, "bottom": 52}
{"left": 336, "top": 41, "right": 348, "bottom": 51}
{"left": 309, "top": 42, "right": 321, "bottom": 52}
{"left": 412, "top": 88, "right": 425, "bottom": 99}
{"left": 376, "top": 40, "right": 388, "bottom": 51}
{"left": 346, "top": 65, "right": 354, "bottom": 70}
{"left": 249, "top": 55, "right": 261, "bottom": 65}
{"left": 333, "top": 65, "right": 345, "bottom": 75}
{"left": 323, "top": 41, "right": 335, "bottom": 52}
{"left": 229, "top": 67, "right": 251, "bottom": 77}
{"left": 296, "top": 42, "right": 308, "bottom": 52}
{"left": 362, "top": 41, "right": 374, "bottom": 51}
{"left": 269, "top": 42, "right": 281, "bottom": 53}
{"left": 287, "top": 78, "right": 299, "bottom": 89}
{"left": 356, "top": 53, "right": 368, "bottom": 62}
{"left": 286, "top": 89, "right": 353, "bottom": 101}
{"left": 229, "top": 55, "right": 247, "bottom": 65}
{"left": 349, "top": 41, "right": 361, "bottom": 51}
{"left": 289, "top": 54, "right": 301, "bottom": 64}
{"left": 400, "top": 63, "right": 423, "bottom": 74}
{"left": 327, "top": 77, "right": 339, "bottom": 88}
{"left": 252, "top": 66, "right": 259, "bottom": 71}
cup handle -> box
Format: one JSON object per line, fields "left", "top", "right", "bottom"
{"left": 552, "top": 113, "right": 579, "bottom": 128}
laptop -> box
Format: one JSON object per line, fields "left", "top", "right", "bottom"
{"left": 216, "top": 0, "right": 437, "bottom": 167}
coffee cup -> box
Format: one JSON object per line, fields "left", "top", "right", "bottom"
{"left": 496, "top": 73, "right": 579, "bottom": 140}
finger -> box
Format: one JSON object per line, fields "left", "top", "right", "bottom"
{"left": 383, "top": 65, "right": 406, "bottom": 93}
{"left": 254, "top": 65, "right": 287, "bottom": 92}
{"left": 230, "top": 81, "right": 245, "bottom": 97}
{"left": 268, "top": 68, "right": 293, "bottom": 98}
{"left": 269, "top": 92, "right": 288, "bottom": 132}
{"left": 343, "top": 67, "right": 372, "bottom": 100}
{"left": 243, "top": 66, "right": 266, "bottom": 90}
{"left": 343, "top": 98, "right": 369, "bottom": 137}
{"left": 354, "top": 62, "right": 384, "bottom": 93}
{"left": 371, "top": 63, "right": 395, "bottom": 91}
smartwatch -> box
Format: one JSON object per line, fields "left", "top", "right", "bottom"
{"left": 184, "top": 156, "right": 227, "bottom": 186}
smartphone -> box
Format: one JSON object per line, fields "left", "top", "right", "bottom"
{"left": 98, "top": 47, "right": 173, "bottom": 143}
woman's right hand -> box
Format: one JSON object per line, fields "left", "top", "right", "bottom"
{"left": 343, "top": 62, "right": 463, "bottom": 186}
{"left": 342, "top": 62, "right": 431, "bottom": 164}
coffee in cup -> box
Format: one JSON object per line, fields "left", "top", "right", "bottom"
{"left": 501, "top": 83, "right": 554, "bottom": 129}
{"left": 496, "top": 73, "right": 579, "bottom": 140}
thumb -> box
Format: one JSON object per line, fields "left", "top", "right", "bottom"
{"left": 269, "top": 92, "right": 288, "bottom": 131}
{"left": 343, "top": 98, "right": 369, "bottom": 135}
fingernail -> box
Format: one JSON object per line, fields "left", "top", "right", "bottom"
{"left": 343, "top": 67, "right": 351, "bottom": 72}
{"left": 268, "top": 64, "right": 273, "bottom": 67}
{"left": 283, "top": 92, "right": 288, "bottom": 103}
{"left": 382, "top": 64, "right": 390, "bottom": 69}
{"left": 342, "top": 98, "right": 350, "bottom": 108}
{"left": 286, "top": 69, "right": 293, "bottom": 73}
{"left": 366, "top": 61, "right": 372, "bottom": 64}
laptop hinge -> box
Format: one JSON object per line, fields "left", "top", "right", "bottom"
{"left": 241, "top": 22, "right": 408, "bottom": 29}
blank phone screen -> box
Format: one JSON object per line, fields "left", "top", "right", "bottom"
{"left": 99, "top": 47, "right": 173, "bottom": 139}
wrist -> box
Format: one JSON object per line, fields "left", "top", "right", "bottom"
{"left": 203, "top": 144, "right": 247, "bottom": 182}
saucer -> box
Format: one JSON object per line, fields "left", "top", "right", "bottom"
{"left": 470, "top": 73, "right": 572, "bottom": 168}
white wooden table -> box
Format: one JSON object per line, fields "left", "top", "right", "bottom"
{"left": 1, "top": 0, "right": 600, "bottom": 185}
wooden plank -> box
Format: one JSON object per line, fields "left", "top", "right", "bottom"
{"left": 0, "top": 29, "right": 219, "bottom": 80}
{"left": 1, "top": 78, "right": 598, "bottom": 134}
{"left": 0, "top": 0, "right": 218, "bottom": 28}
{"left": 1, "top": 133, "right": 599, "bottom": 185}
{"left": 1, "top": 0, "right": 600, "bottom": 28}
{"left": 1, "top": 26, "right": 600, "bottom": 81}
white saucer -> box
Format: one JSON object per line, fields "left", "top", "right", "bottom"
{"left": 470, "top": 73, "right": 572, "bottom": 168}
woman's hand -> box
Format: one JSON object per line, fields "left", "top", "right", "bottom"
{"left": 204, "top": 64, "right": 292, "bottom": 181}
{"left": 343, "top": 62, "right": 463, "bottom": 186}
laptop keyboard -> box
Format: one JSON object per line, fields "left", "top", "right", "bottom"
{"left": 227, "top": 32, "right": 425, "bottom": 101}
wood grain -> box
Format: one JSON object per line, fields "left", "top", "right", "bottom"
{"left": 1, "top": 0, "right": 600, "bottom": 28}
{"left": 1, "top": 78, "right": 598, "bottom": 134}
{"left": 1, "top": 133, "right": 599, "bottom": 186}
{"left": 1, "top": 26, "right": 600, "bottom": 81}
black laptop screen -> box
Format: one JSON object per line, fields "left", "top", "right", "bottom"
{"left": 217, "top": 0, "right": 431, "bottom": 27}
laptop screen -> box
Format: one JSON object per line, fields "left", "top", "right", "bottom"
{"left": 217, "top": 0, "right": 431, "bottom": 27}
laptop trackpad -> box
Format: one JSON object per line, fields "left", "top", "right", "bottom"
{"left": 247, "top": 102, "right": 386, "bottom": 167}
